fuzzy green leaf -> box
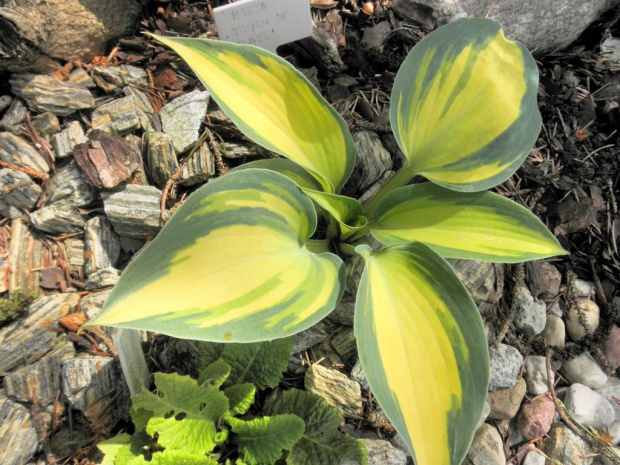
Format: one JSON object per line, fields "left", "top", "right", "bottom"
{"left": 197, "top": 342, "right": 225, "bottom": 369}
{"left": 265, "top": 389, "right": 367, "bottom": 465}
{"left": 98, "top": 433, "right": 133, "bottom": 465}
{"left": 131, "top": 372, "right": 229, "bottom": 455}
{"left": 228, "top": 414, "right": 305, "bottom": 465}
{"left": 198, "top": 359, "right": 232, "bottom": 388}
{"left": 224, "top": 383, "right": 256, "bottom": 416}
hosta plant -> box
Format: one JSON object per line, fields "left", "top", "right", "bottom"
{"left": 86, "top": 18, "right": 566, "bottom": 465}
{"left": 98, "top": 339, "right": 367, "bottom": 465}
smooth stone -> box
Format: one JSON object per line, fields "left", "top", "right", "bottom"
{"left": 305, "top": 364, "right": 362, "bottom": 415}
{"left": 596, "top": 377, "right": 620, "bottom": 419}
{"left": 0, "top": 394, "right": 39, "bottom": 465}
{"left": 160, "top": 90, "right": 210, "bottom": 154}
{"left": 574, "top": 279, "right": 595, "bottom": 297}
{"left": 604, "top": 325, "right": 620, "bottom": 369}
{"left": 488, "top": 343, "right": 524, "bottom": 391}
{"left": 564, "top": 383, "right": 615, "bottom": 429}
{"left": 543, "top": 422, "right": 593, "bottom": 465}
{"left": 524, "top": 355, "right": 553, "bottom": 395}
{"left": 561, "top": 352, "right": 608, "bottom": 389}
{"left": 522, "top": 449, "right": 546, "bottom": 465}
{"left": 517, "top": 395, "right": 555, "bottom": 439}
{"left": 466, "top": 423, "right": 505, "bottom": 465}
{"left": 527, "top": 261, "right": 561, "bottom": 298}
{"left": 0, "top": 95, "right": 12, "bottom": 114}
{"left": 566, "top": 298, "right": 600, "bottom": 341}
{"left": 360, "top": 439, "right": 407, "bottom": 465}
{"left": 514, "top": 286, "right": 547, "bottom": 337}
{"left": 608, "top": 420, "right": 620, "bottom": 446}
{"left": 487, "top": 377, "right": 527, "bottom": 420}
{"left": 542, "top": 314, "right": 566, "bottom": 347}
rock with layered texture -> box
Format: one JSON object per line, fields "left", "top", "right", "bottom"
{"left": 10, "top": 74, "right": 94, "bottom": 115}
{"left": 0, "top": 393, "right": 39, "bottom": 465}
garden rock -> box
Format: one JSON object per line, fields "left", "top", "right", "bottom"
{"left": 10, "top": 73, "right": 95, "bottom": 115}
{"left": 517, "top": 395, "right": 555, "bottom": 439}
{"left": 527, "top": 261, "right": 561, "bottom": 298}
{"left": 524, "top": 355, "right": 553, "bottom": 395}
{"left": 0, "top": 131, "right": 49, "bottom": 173}
{"left": 348, "top": 130, "right": 393, "bottom": 194}
{"left": 543, "top": 422, "right": 594, "bottom": 465}
{"left": 68, "top": 68, "right": 96, "bottom": 89}
{"left": 574, "top": 279, "right": 595, "bottom": 297}
{"left": 50, "top": 121, "right": 86, "bottom": 159}
{"left": 180, "top": 143, "right": 216, "bottom": 186}
{"left": 30, "top": 203, "right": 88, "bottom": 234}
{"left": 393, "top": 0, "right": 620, "bottom": 55}
{"left": 0, "top": 393, "right": 39, "bottom": 465}
{"left": 466, "top": 423, "right": 505, "bottom": 465}
{"left": 91, "top": 96, "right": 141, "bottom": 135}
{"left": 604, "top": 325, "right": 620, "bottom": 369}
{"left": 85, "top": 267, "right": 120, "bottom": 290}
{"left": 488, "top": 343, "right": 523, "bottom": 391}
{"left": 608, "top": 421, "right": 620, "bottom": 445}
{"left": 566, "top": 298, "right": 600, "bottom": 341}
{"left": 31, "top": 111, "right": 60, "bottom": 136}
{"left": 542, "top": 314, "right": 566, "bottom": 347}
{"left": 305, "top": 364, "right": 362, "bottom": 415}
{"left": 0, "top": 98, "right": 27, "bottom": 131}
{"left": 361, "top": 22, "right": 392, "bottom": 49}
{"left": 101, "top": 183, "right": 164, "bottom": 239}
{"left": 487, "top": 377, "right": 526, "bottom": 420}
{"left": 160, "top": 90, "right": 210, "bottom": 154}
{"left": 92, "top": 65, "right": 148, "bottom": 93}
{"left": 450, "top": 259, "right": 497, "bottom": 303}
{"left": 561, "top": 351, "right": 608, "bottom": 389}
{"left": 146, "top": 132, "right": 179, "bottom": 187}
{"left": 360, "top": 439, "right": 407, "bottom": 465}
{"left": 596, "top": 377, "right": 620, "bottom": 419}
{"left": 85, "top": 216, "right": 121, "bottom": 275}
{"left": 7, "top": 218, "right": 45, "bottom": 293}
{"left": 351, "top": 359, "right": 370, "bottom": 391}
{"left": 514, "top": 286, "right": 546, "bottom": 337}
{"left": 327, "top": 297, "right": 356, "bottom": 325}
{"left": 0, "top": 168, "right": 41, "bottom": 211}
{"left": 45, "top": 160, "right": 97, "bottom": 207}
{"left": 564, "top": 383, "right": 615, "bottom": 429}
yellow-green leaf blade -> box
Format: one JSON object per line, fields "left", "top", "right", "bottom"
{"left": 391, "top": 18, "right": 541, "bottom": 192}
{"left": 234, "top": 159, "right": 324, "bottom": 191}
{"left": 301, "top": 188, "right": 368, "bottom": 236}
{"left": 149, "top": 34, "right": 355, "bottom": 193}
{"left": 371, "top": 183, "right": 566, "bottom": 262}
{"left": 354, "top": 243, "right": 488, "bottom": 465}
{"left": 85, "top": 169, "right": 345, "bottom": 342}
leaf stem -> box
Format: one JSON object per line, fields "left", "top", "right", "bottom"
{"left": 361, "top": 167, "right": 415, "bottom": 219}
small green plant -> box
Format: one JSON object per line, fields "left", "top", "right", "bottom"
{"left": 86, "top": 18, "right": 566, "bottom": 464}
{"left": 98, "top": 339, "right": 367, "bottom": 464}
{"left": 0, "top": 291, "right": 35, "bottom": 326}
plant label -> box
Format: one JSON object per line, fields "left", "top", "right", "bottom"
{"left": 113, "top": 328, "right": 151, "bottom": 395}
{"left": 213, "top": 0, "right": 312, "bottom": 52}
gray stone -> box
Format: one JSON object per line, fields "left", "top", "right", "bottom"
{"left": 487, "top": 377, "right": 526, "bottom": 420}
{"left": 0, "top": 293, "right": 79, "bottom": 375}
{"left": 351, "top": 359, "right": 370, "bottom": 391}
{"left": 467, "top": 423, "right": 505, "bottom": 465}
{"left": 514, "top": 286, "right": 547, "bottom": 337}
{"left": 305, "top": 364, "right": 362, "bottom": 415}
{"left": 0, "top": 95, "right": 12, "bottom": 114}
{"left": 85, "top": 216, "right": 121, "bottom": 275}
{"left": 522, "top": 449, "right": 546, "bottom": 465}
{"left": 542, "top": 314, "right": 566, "bottom": 347}
{"left": 524, "top": 355, "right": 553, "bottom": 395}
{"left": 327, "top": 297, "right": 356, "bottom": 325}
{"left": 349, "top": 130, "right": 393, "bottom": 193}
{"left": 596, "top": 377, "right": 620, "bottom": 420}
{"left": 85, "top": 267, "right": 120, "bottom": 290}
{"left": 331, "top": 328, "right": 357, "bottom": 364}
{"left": 91, "top": 96, "right": 141, "bottom": 135}
{"left": 389, "top": 434, "right": 411, "bottom": 458}
{"left": 488, "top": 343, "right": 523, "bottom": 391}
{"left": 31, "top": 111, "right": 60, "bottom": 136}
{"left": 124, "top": 133, "right": 149, "bottom": 185}
{"left": 146, "top": 132, "right": 179, "bottom": 187}
{"left": 527, "top": 261, "right": 561, "bottom": 298}
{"left": 574, "top": 279, "right": 595, "bottom": 298}
{"left": 10, "top": 73, "right": 95, "bottom": 116}
{"left": 0, "top": 168, "right": 42, "bottom": 210}
{"left": 0, "top": 394, "right": 39, "bottom": 465}
{"left": 395, "top": 0, "right": 620, "bottom": 55}
{"left": 180, "top": 143, "right": 215, "bottom": 186}
{"left": 566, "top": 298, "right": 600, "bottom": 342}
{"left": 50, "top": 121, "right": 86, "bottom": 158}
{"left": 0, "top": 131, "right": 49, "bottom": 173}
{"left": 0, "top": 98, "right": 27, "bottom": 132}
{"left": 68, "top": 68, "right": 96, "bottom": 89}
{"left": 564, "top": 383, "right": 615, "bottom": 429}
{"left": 360, "top": 439, "right": 407, "bottom": 465}
{"left": 8, "top": 218, "right": 45, "bottom": 294}
{"left": 361, "top": 22, "right": 392, "bottom": 49}
{"left": 608, "top": 420, "right": 620, "bottom": 446}
{"left": 561, "top": 352, "right": 608, "bottom": 389}
{"left": 450, "top": 259, "right": 497, "bottom": 303}
{"left": 93, "top": 65, "right": 148, "bottom": 92}
{"left": 30, "top": 202, "right": 88, "bottom": 233}
{"left": 123, "top": 87, "right": 155, "bottom": 131}
{"left": 81, "top": 290, "right": 112, "bottom": 320}
{"left": 101, "top": 183, "right": 165, "bottom": 239}
{"left": 160, "top": 90, "right": 210, "bottom": 154}
{"left": 45, "top": 160, "right": 97, "bottom": 206}
{"left": 4, "top": 338, "right": 75, "bottom": 405}
{"left": 220, "top": 141, "right": 266, "bottom": 159}
{"left": 543, "top": 422, "right": 593, "bottom": 465}
{"left": 65, "top": 237, "right": 85, "bottom": 272}
{"left": 291, "top": 325, "right": 328, "bottom": 354}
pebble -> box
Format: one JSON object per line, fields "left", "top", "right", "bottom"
{"left": 0, "top": 98, "right": 27, "bottom": 131}
{"left": 0, "top": 168, "right": 42, "bottom": 211}
{"left": 85, "top": 216, "right": 121, "bottom": 276}
{"left": 488, "top": 343, "right": 524, "bottom": 391}
{"left": 146, "top": 132, "right": 179, "bottom": 187}
{"left": 102, "top": 183, "right": 165, "bottom": 239}
{"left": 50, "top": 121, "right": 86, "bottom": 158}
{"left": 10, "top": 73, "right": 95, "bottom": 116}
{"left": 68, "top": 68, "right": 96, "bottom": 89}
{"left": 90, "top": 96, "right": 141, "bottom": 135}
{"left": 389, "top": 434, "right": 411, "bottom": 458}
{"left": 123, "top": 87, "right": 155, "bottom": 131}
{"left": 514, "top": 286, "right": 547, "bottom": 337}
{"left": 604, "top": 326, "right": 620, "bottom": 369}
{"left": 361, "top": 21, "right": 392, "bottom": 49}
{"left": 524, "top": 355, "right": 554, "bottom": 395}
{"left": 566, "top": 298, "right": 600, "bottom": 341}
{"left": 45, "top": 160, "right": 97, "bottom": 207}
{"left": 608, "top": 420, "right": 620, "bottom": 446}
{"left": 0, "top": 95, "right": 12, "bottom": 114}
{"left": 92, "top": 65, "right": 148, "bottom": 92}
{"left": 542, "top": 314, "right": 566, "bottom": 347}
{"left": 359, "top": 439, "right": 407, "bottom": 465}
{"left": 0, "top": 393, "right": 39, "bottom": 465}
{"left": 350, "top": 359, "right": 370, "bottom": 391}
{"left": 573, "top": 279, "right": 595, "bottom": 297}
{"left": 305, "top": 364, "right": 362, "bottom": 415}
{"left": 543, "top": 422, "right": 593, "bottom": 465}
{"left": 561, "top": 351, "right": 608, "bottom": 389}
{"left": 564, "top": 383, "right": 615, "bottom": 429}
{"left": 527, "top": 261, "right": 561, "bottom": 298}
{"left": 0, "top": 293, "right": 79, "bottom": 375}
{"left": 517, "top": 395, "right": 555, "bottom": 439}
{"left": 180, "top": 143, "right": 216, "bottom": 186}
{"left": 522, "top": 449, "right": 546, "bottom": 465}
{"left": 348, "top": 130, "right": 393, "bottom": 193}
{"left": 160, "top": 90, "right": 210, "bottom": 154}
{"left": 31, "top": 111, "right": 60, "bottom": 136}
{"left": 220, "top": 141, "right": 266, "bottom": 159}
{"left": 0, "top": 131, "right": 50, "bottom": 173}
{"left": 85, "top": 267, "right": 120, "bottom": 290}
{"left": 30, "top": 203, "right": 88, "bottom": 234}
{"left": 7, "top": 218, "right": 45, "bottom": 294}
{"left": 596, "top": 377, "right": 620, "bottom": 419}
{"left": 487, "top": 377, "right": 527, "bottom": 420}
{"left": 466, "top": 423, "right": 505, "bottom": 465}
{"left": 450, "top": 259, "right": 497, "bottom": 303}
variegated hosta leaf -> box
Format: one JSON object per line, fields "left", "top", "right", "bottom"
{"left": 149, "top": 34, "right": 355, "bottom": 193}
{"left": 391, "top": 18, "right": 541, "bottom": 192}
{"left": 371, "top": 183, "right": 566, "bottom": 262}
{"left": 301, "top": 188, "right": 368, "bottom": 236}
{"left": 354, "top": 243, "right": 488, "bottom": 465}
{"left": 85, "top": 169, "right": 345, "bottom": 342}
{"left": 234, "top": 159, "right": 324, "bottom": 191}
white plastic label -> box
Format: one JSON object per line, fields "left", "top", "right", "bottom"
{"left": 213, "top": 0, "right": 313, "bottom": 52}
{"left": 113, "top": 328, "right": 151, "bottom": 395}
